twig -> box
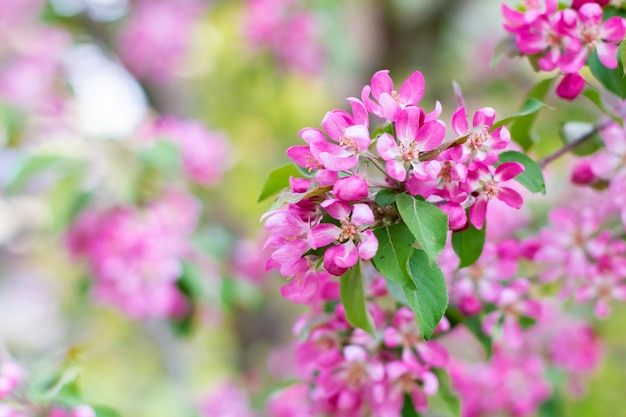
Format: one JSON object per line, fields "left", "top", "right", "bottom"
{"left": 537, "top": 119, "right": 613, "bottom": 169}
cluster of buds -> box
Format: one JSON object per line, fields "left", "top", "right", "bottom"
{"left": 67, "top": 190, "right": 201, "bottom": 319}
{"left": 263, "top": 70, "right": 525, "bottom": 301}
{"left": 502, "top": 0, "right": 626, "bottom": 99}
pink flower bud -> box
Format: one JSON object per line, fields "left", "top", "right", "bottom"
{"left": 332, "top": 175, "right": 369, "bottom": 202}
{"left": 571, "top": 160, "right": 597, "bottom": 185}
{"left": 556, "top": 73, "right": 585, "bottom": 101}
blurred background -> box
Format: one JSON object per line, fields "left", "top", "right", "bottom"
{"left": 0, "top": 0, "right": 625, "bottom": 416}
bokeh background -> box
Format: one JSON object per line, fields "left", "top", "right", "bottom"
{"left": 1, "top": 0, "right": 625, "bottom": 416}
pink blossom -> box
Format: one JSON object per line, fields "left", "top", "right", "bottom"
{"left": 117, "top": 0, "right": 201, "bottom": 82}
{"left": 308, "top": 200, "right": 378, "bottom": 276}
{"left": 361, "top": 70, "right": 439, "bottom": 122}
{"left": 199, "top": 382, "right": 257, "bottom": 417}
{"left": 67, "top": 190, "right": 200, "bottom": 319}
{"left": 450, "top": 106, "right": 510, "bottom": 165}
{"left": 376, "top": 107, "right": 445, "bottom": 182}
{"left": 139, "top": 117, "right": 231, "bottom": 186}
{"left": 468, "top": 162, "right": 525, "bottom": 229}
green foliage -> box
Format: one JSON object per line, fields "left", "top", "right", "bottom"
{"left": 496, "top": 151, "right": 546, "bottom": 194}
{"left": 401, "top": 394, "right": 420, "bottom": 417}
{"left": 491, "top": 98, "right": 550, "bottom": 132}
{"left": 138, "top": 140, "right": 181, "bottom": 175}
{"left": 426, "top": 369, "right": 461, "bottom": 417}
{"left": 588, "top": 50, "right": 626, "bottom": 99}
{"left": 375, "top": 188, "right": 398, "bottom": 206}
{"left": 258, "top": 163, "right": 304, "bottom": 202}
{"left": 6, "top": 155, "right": 70, "bottom": 194}
{"left": 582, "top": 88, "right": 621, "bottom": 123}
{"left": 92, "top": 406, "right": 124, "bottom": 417}
{"left": 340, "top": 262, "right": 375, "bottom": 335}
{"left": 559, "top": 122, "right": 603, "bottom": 156}
{"left": 451, "top": 218, "right": 486, "bottom": 269}
{"left": 463, "top": 314, "right": 493, "bottom": 358}
{"left": 48, "top": 170, "right": 91, "bottom": 232}
{"left": 508, "top": 78, "right": 555, "bottom": 151}
{"left": 404, "top": 250, "right": 448, "bottom": 340}
{"left": 396, "top": 194, "right": 448, "bottom": 262}
{"left": 372, "top": 224, "right": 417, "bottom": 289}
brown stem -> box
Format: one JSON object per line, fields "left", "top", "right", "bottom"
{"left": 537, "top": 120, "right": 613, "bottom": 169}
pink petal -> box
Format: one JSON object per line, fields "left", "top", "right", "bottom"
{"left": 386, "top": 160, "right": 407, "bottom": 182}
{"left": 352, "top": 204, "right": 375, "bottom": 225}
{"left": 416, "top": 119, "right": 446, "bottom": 152}
{"left": 357, "top": 229, "right": 378, "bottom": 260}
{"left": 597, "top": 42, "right": 619, "bottom": 69}
{"left": 501, "top": 3, "right": 525, "bottom": 27}
{"left": 383, "top": 327, "right": 403, "bottom": 348}
{"left": 308, "top": 223, "right": 341, "bottom": 249}
{"left": 600, "top": 16, "right": 626, "bottom": 42}
{"left": 495, "top": 161, "right": 524, "bottom": 181}
{"left": 325, "top": 241, "right": 359, "bottom": 269}
{"left": 344, "top": 124, "right": 371, "bottom": 151}
{"left": 321, "top": 110, "right": 350, "bottom": 140}
{"left": 451, "top": 106, "right": 468, "bottom": 136}
{"left": 321, "top": 199, "right": 352, "bottom": 220}
{"left": 498, "top": 187, "right": 524, "bottom": 209}
{"left": 344, "top": 344, "right": 367, "bottom": 362}
{"left": 371, "top": 70, "right": 393, "bottom": 98}
{"left": 380, "top": 92, "right": 400, "bottom": 121}
{"left": 424, "top": 100, "right": 442, "bottom": 122}
{"left": 396, "top": 107, "right": 421, "bottom": 144}
{"left": 470, "top": 197, "right": 487, "bottom": 229}
{"left": 272, "top": 239, "right": 308, "bottom": 264}
{"left": 416, "top": 341, "right": 449, "bottom": 367}
{"left": 376, "top": 132, "right": 401, "bottom": 161}
{"left": 397, "top": 71, "right": 425, "bottom": 106}
{"left": 578, "top": 3, "right": 603, "bottom": 26}
{"left": 472, "top": 107, "right": 496, "bottom": 129}
{"left": 421, "top": 371, "right": 439, "bottom": 396}
{"left": 333, "top": 175, "right": 369, "bottom": 202}
{"left": 280, "top": 272, "right": 320, "bottom": 304}
{"left": 298, "top": 127, "right": 326, "bottom": 144}
{"left": 348, "top": 97, "right": 369, "bottom": 127}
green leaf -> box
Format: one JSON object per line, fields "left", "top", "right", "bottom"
{"left": 385, "top": 279, "right": 409, "bottom": 304}
{"left": 588, "top": 50, "right": 626, "bottom": 99}
{"left": 138, "top": 140, "right": 181, "bottom": 174}
{"left": 582, "top": 88, "right": 621, "bottom": 123}
{"left": 372, "top": 224, "right": 417, "bottom": 289}
{"left": 48, "top": 172, "right": 90, "bottom": 231}
{"left": 491, "top": 98, "right": 550, "bottom": 131}
{"left": 404, "top": 249, "right": 448, "bottom": 340}
{"left": 401, "top": 394, "right": 420, "bottom": 417}
{"left": 375, "top": 188, "right": 398, "bottom": 206}
{"left": 396, "top": 194, "right": 448, "bottom": 262}
{"left": 496, "top": 150, "right": 546, "bottom": 194}
{"left": 340, "top": 262, "right": 375, "bottom": 335}
{"left": 424, "top": 369, "right": 461, "bottom": 417}
{"left": 92, "top": 405, "right": 124, "bottom": 417}
{"left": 451, "top": 219, "right": 486, "bottom": 269}
{"left": 258, "top": 163, "right": 306, "bottom": 202}
{"left": 617, "top": 36, "right": 626, "bottom": 78}
{"left": 508, "top": 77, "right": 555, "bottom": 151}
{"left": 559, "top": 122, "right": 603, "bottom": 156}
{"left": 490, "top": 35, "right": 517, "bottom": 69}
{"left": 6, "top": 155, "right": 68, "bottom": 194}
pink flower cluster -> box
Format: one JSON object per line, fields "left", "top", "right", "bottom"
{"left": 244, "top": 0, "right": 324, "bottom": 75}
{"left": 117, "top": 0, "right": 202, "bottom": 82}
{"left": 0, "top": 0, "right": 69, "bottom": 113}
{"left": 502, "top": 0, "right": 626, "bottom": 99}
{"left": 286, "top": 277, "right": 449, "bottom": 417}
{"left": 450, "top": 302, "right": 602, "bottom": 417}
{"left": 67, "top": 190, "right": 201, "bottom": 319}
{"left": 263, "top": 70, "right": 525, "bottom": 301}
{"left": 138, "top": 116, "right": 231, "bottom": 186}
